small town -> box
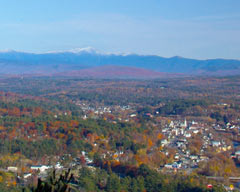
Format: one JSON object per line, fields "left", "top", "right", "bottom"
{"left": 1, "top": 100, "right": 240, "bottom": 191}
{"left": 0, "top": 1, "right": 240, "bottom": 190}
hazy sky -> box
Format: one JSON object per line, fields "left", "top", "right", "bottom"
{"left": 0, "top": 0, "right": 240, "bottom": 59}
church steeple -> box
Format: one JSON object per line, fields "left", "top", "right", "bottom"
{"left": 183, "top": 119, "right": 187, "bottom": 128}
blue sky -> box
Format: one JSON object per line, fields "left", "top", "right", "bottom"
{"left": 0, "top": 0, "right": 240, "bottom": 59}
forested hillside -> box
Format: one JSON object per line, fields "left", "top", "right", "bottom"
{"left": 0, "top": 76, "right": 239, "bottom": 191}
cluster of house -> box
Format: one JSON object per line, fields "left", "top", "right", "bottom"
{"left": 158, "top": 119, "right": 232, "bottom": 171}
{"left": 213, "top": 122, "right": 240, "bottom": 132}
{"left": 6, "top": 162, "right": 63, "bottom": 182}
{"left": 74, "top": 100, "right": 133, "bottom": 120}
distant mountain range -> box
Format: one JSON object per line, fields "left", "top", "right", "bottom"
{"left": 0, "top": 48, "right": 240, "bottom": 78}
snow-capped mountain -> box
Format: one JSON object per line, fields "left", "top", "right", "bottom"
{"left": 0, "top": 48, "right": 240, "bottom": 78}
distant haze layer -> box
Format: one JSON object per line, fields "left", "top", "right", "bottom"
{"left": 0, "top": 48, "right": 240, "bottom": 78}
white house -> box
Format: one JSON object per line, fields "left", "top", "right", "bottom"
{"left": 31, "top": 165, "right": 52, "bottom": 173}
{"left": 24, "top": 173, "right": 32, "bottom": 179}
{"left": 212, "top": 141, "right": 221, "bottom": 147}
{"left": 7, "top": 166, "right": 18, "bottom": 172}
